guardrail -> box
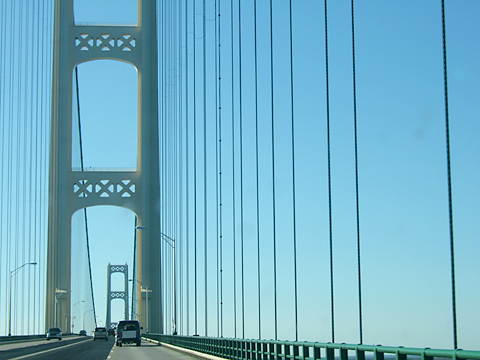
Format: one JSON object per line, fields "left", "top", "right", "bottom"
{"left": 143, "top": 334, "right": 480, "bottom": 360}
{"left": 0, "top": 334, "right": 46, "bottom": 344}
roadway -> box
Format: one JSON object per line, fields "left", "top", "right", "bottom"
{"left": 0, "top": 336, "right": 207, "bottom": 360}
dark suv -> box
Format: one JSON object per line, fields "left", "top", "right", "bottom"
{"left": 116, "top": 320, "right": 142, "bottom": 346}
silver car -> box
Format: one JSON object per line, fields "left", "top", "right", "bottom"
{"left": 93, "top": 327, "right": 108, "bottom": 341}
{"left": 46, "top": 327, "right": 62, "bottom": 340}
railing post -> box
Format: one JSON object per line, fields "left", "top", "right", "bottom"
{"left": 285, "top": 343, "right": 291, "bottom": 360}
{"left": 356, "top": 346, "right": 365, "bottom": 360}
{"left": 292, "top": 343, "right": 299, "bottom": 360}
{"left": 326, "top": 345, "right": 335, "bottom": 360}
{"left": 263, "top": 341, "right": 269, "bottom": 360}
{"left": 302, "top": 343, "right": 310, "bottom": 360}
{"left": 374, "top": 346, "right": 385, "bottom": 360}
{"left": 422, "top": 348, "right": 433, "bottom": 360}
{"left": 395, "top": 347, "right": 406, "bottom": 360}
{"left": 275, "top": 342, "right": 283, "bottom": 360}
{"left": 340, "top": 345, "right": 348, "bottom": 360}
{"left": 313, "top": 344, "right": 321, "bottom": 360}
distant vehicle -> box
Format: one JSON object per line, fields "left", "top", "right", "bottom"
{"left": 46, "top": 327, "right": 62, "bottom": 340}
{"left": 93, "top": 327, "right": 108, "bottom": 341}
{"left": 116, "top": 320, "right": 142, "bottom": 347}
{"left": 107, "top": 328, "right": 115, "bottom": 336}
{"left": 79, "top": 330, "right": 87, "bottom": 336}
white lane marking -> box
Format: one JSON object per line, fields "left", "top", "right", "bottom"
{"left": 9, "top": 339, "right": 91, "bottom": 360}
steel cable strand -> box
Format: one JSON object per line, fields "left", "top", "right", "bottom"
{"left": 0, "top": 0, "right": 6, "bottom": 330}
{"left": 269, "top": 0, "right": 278, "bottom": 341}
{"left": 237, "top": 0, "right": 246, "bottom": 340}
{"left": 253, "top": 0, "right": 262, "bottom": 341}
{"left": 177, "top": 0, "right": 184, "bottom": 336}
{"left": 27, "top": 3, "right": 37, "bottom": 332}
{"left": 441, "top": 0, "right": 458, "bottom": 349}
{"left": 32, "top": 1, "right": 42, "bottom": 333}
{"left": 193, "top": 0, "right": 198, "bottom": 336}
{"left": 213, "top": 0, "right": 220, "bottom": 337}
{"left": 75, "top": 67, "right": 97, "bottom": 328}
{"left": 203, "top": 0, "right": 208, "bottom": 336}
{"left": 217, "top": 0, "right": 224, "bottom": 338}
{"left": 324, "top": 0, "right": 335, "bottom": 343}
{"left": 350, "top": 0, "right": 363, "bottom": 344}
{"left": 288, "top": 0, "right": 299, "bottom": 342}
{"left": 184, "top": 0, "right": 190, "bottom": 336}
{"left": 230, "top": 0, "right": 237, "bottom": 339}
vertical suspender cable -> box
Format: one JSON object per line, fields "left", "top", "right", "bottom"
{"left": 350, "top": 0, "right": 363, "bottom": 344}
{"left": 193, "top": 0, "right": 198, "bottom": 335}
{"left": 440, "top": 0, "right": 457, "bottom": 349}
{"left": 160, "top": 0, "right": 166, "bottom": 330}
{"left": 39, "top": 0, "right": 49, "bottom": 333}
{"left": 217, "top": 0, "right": 224, "bottom": 338}
{"left": 75, "top": 67, "right": 97, "bottom": 327}
{"left": 214, "top": 0, "right": 220, "bottom": 337}
{"left": 0, "top": 0, "right": 6, "bottom": 330}
{"left": 20, "top": 0, "right": 27, "bottom": 334}
{"left": 269, "top": 0, "right": 278, "bottom": 341}
{"left": 15, "top": 0, "right": 23, "bottom": 333}
{"left": 254, "top": 0, "right": 262, "bottom": 340}
{"left": 132, "top": 217, "right": 137, "bottom": 319}
{"left": 7, "top": 0, "right": 16, "bottom": 332}
{"left": 324, "top": 0, "right": 335, "bottom": 343}
{"left": 27, "top": 3, "right": 34, "bottom": 332}
{"left": 185, "top": 0, "right": 190, "bottom": 336}
{"left": 32, "top": 2, "right": 41, "bottom": 333}
{"left": 238, "top": 0, "right": 245, "bottom": 339}
{"left": 230, "top": 0, "right": 237, "bottom": 339}
{"left": 288, "top": 0, "right": 299, "bottom": 342}
{"left": 203, "top": 0, "right": 208, "bottom": 336}
{"left": 178, "top": 0, "right": 184, "bottom": 336}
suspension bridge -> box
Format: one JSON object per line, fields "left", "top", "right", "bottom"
{"left": 1, "top": 0, "right": 480, "bottom": 359}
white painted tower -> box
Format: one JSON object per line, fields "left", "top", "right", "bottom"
{"left": 46, "top": 0, "right": 162, "bottom": 333}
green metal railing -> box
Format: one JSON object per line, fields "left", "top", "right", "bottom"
{"left": 143, "top": 334, "right": 480, "bottom": 360}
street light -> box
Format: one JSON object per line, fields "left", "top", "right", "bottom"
{"left": 135, "top": 225, "right": 177, "bottom": 335}
{"left": 8, "top": 262, "right": 37, "bottom": 336}
{"left": 54, "top": 288, "right": 71, "bottom": 328}
{"left": 72, "top": 300, "right": 84, "bottom": 332}
{"left": 83, "top": 309, "right": 93, "bottom": 330}
{"left": 129, "top": 279, "right": 151, "bottom": 333}
{"left": 64, "top": 313, "right": 70, "bottom": 334}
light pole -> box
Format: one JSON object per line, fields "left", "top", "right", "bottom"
{"left": 54, "top": 289, "right": 71, "bottom": 328}
{"left": 83, "top": 309, "right": 93, "bottom": 330}
{"left": 129, "top": 279, "right": 151, "bottom": 333}
{"left": 72, "top": 300, "right": 84, "bottom": 333}
{"left": 64, "top": 314, "right": 70, "bottom": 334}
{"left": 8, "top": 262, "right": 37, "bottom": 336}
{"left": 135, "top": 225, "right": 177, "bottom": 335}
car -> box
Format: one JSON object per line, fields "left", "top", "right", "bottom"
{"left": 93, "top": 327, "right": 108, "bottom": 341}
{"left": 46, "top": 327, "right": 62, "bottom": 340}
{"left": 107, "top": 328, "right": 115, "bottom": 336}
{"left": 115, "top": 320, "right": 142, "bottom": 347}
{"left": 79, "top": 330, "right": 87, "bottom": 336}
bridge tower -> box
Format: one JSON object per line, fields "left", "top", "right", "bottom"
{"left": 45, "top": 0, "right": 162, "bottom": 333}
{"left": 106, "top": 264, "right": 129, "bottom": 329}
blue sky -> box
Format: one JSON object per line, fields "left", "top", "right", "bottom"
{"left": 1, "top": 0, "right": 480, "bottom": 352}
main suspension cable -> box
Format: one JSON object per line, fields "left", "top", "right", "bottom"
{"left": 74, "top": 67, "right": 97, "bottom": 328}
